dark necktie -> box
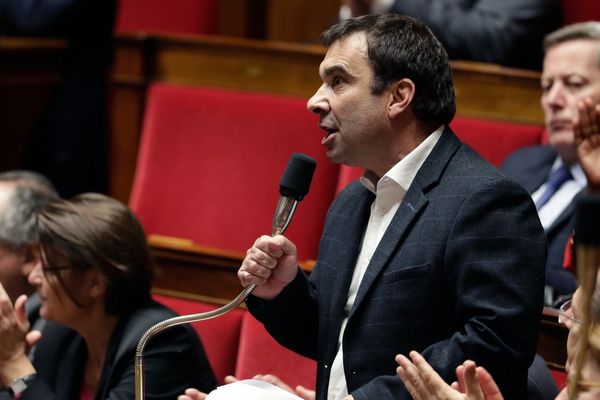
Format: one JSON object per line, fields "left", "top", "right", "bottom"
{"left": 535, "top": 165, "right": 573, "bottom": 210}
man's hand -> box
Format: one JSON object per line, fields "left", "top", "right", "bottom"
{"left": 574, "top": 98, "right": 600, "bottom": 192}
{"left": 238, "top": 235, "right": 299, "bottom": 300}
{"left": 0, "top": 288, "right": 36, "bottom": 385}
{"left": 177, "top": 388, "right": 207, "bottom": 400}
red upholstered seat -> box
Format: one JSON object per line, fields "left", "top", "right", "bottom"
{"left": 450, "top": 116, "right": 545, "bottom": 166}
{"left": 235, "top": 312, "right": 316, "bottom": 390}
{"left": 550, "top": 369, "right": 567, "bottom": 391}
{"left": 561, "top": 0, "right": 600, "bottom": 25}
{"left": 152, "top": 294, "right": 245, "bottom": 384}
{"left": 335, "top": 117, "right": 544, "bottom": 192}
{"left": 130, "top": 83, "right": 339, "bottom": 261}
{"left": 115, "top": 0, "right": 219, "bottom": 35}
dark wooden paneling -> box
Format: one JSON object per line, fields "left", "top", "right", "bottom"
{"left": 0, "top": 38, "right": 65, "bottom": 172}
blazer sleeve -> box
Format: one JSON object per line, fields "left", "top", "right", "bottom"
{"left": 246, "top": 268, "right": 320, "bottom": 360}
{"left": 353, "top": 177, "right": 546, "bottom": 400}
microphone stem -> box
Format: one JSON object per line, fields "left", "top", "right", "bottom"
{"left": 135, "top": 197, "right": 299, "bottom": 400}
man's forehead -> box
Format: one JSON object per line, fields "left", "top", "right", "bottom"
{"left": 545, "top": 39, "right": 600, "bottom": 69}
{"left": 319, "top": 33, "right": 369, "bottom": 75}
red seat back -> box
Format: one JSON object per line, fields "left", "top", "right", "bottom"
{"left": 235, "top": 312, "right": 316, "bottom": 390}
{"left": 115, "top": 0, "right": 219, "bottom": 35}
{"left": 130, "top": 83, "right": 339, "bottom": 261}
{"left": 153, "top": 294, "right": 245, "bottom": 384}
{"left": 550, "top": 369, "right": 567, "bottom": 391}
{"left": 450, "top": 116, "right": 545, "bottom": 166}
{"left": 561, "top": 0, "right": 600, "bottom": 25}
{"left": 335, "top": 117, "right": 544, "bottom": 193}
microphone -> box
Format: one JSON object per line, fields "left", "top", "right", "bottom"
{"left": 273, "top": 153, "right": 317, "bottom": 236}
{"left": 135, "top": 153, "right": 317, "bottom": 400}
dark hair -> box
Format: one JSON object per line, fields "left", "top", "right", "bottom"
{"left": 321, "top": 14, "right": 456, "bottom": 126}
{"left": 37, "top": 193, "right": 153, "bottom": 315}
{"left": 0, "top": 170, "right": 59, "bottom": 249}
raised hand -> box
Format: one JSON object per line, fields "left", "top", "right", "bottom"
{"left": 396, "top": 351, "right": 503, "bottom": 400}
{"left": 574, "top": 98, "right": 600, "bottom": 192}
{"left": 0, "top": 289, "right": 36, "bottom": 385}
{"left": 177, "top": 388, "right": 208, "bottom": 400}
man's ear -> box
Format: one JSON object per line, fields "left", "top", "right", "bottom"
{"left": 388, "top": 78, "right": 416, "bottom": 119}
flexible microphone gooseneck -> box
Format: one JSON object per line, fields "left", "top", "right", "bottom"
{"left": 135, "top": 153, "right": 317, "bottom": 400}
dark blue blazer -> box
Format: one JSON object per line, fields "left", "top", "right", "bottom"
{"left": 248, "top": 129, "right": 546, "bottom": 399}
{"left": 22, "top": 299, "right": 216, "bottom": 400}
{"left": 502, "top": 145, "right": 579, "bottom": 297}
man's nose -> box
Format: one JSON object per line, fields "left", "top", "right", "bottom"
{"left": 307, "top": 84, "right": 330, "bottom": 114}
{"left": 544, "top": 82, "right": 565, "bottom": 110}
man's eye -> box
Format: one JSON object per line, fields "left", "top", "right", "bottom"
{"left": 332, "top": 76, "right": 344, "bottom": 88}
{"left": 566, "top": 81, "right": 585, "bottom": 90}
{"left": 541, "top": 81, "right": 552, "bottom": 92}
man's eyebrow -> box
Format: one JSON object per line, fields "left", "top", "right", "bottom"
{"left": 322, "top": 64, "right": 351, "bottom": 78}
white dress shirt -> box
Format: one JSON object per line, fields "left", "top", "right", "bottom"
{"left": 326, "top": 126, "right": 443, "bottom": 400}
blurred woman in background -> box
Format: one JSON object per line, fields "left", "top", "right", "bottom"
{"left": 0, "top": 193, "right": 216, "bottom": 399}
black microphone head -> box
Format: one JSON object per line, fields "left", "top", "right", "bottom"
{"left": 279, "top": 153, "right": 317, "bottom": 201}
{"left": 575, "top": 192, "right": 600, "bottom": 246}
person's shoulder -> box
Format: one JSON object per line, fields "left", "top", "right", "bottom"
{"left": 447, "top": 144, "right": 532, "bottom": 195}
{"left": 502, "top": 145, "right": 555, "bottom": 168}
{"left": 125, "top": 299, "right": 179, "bottom": 331}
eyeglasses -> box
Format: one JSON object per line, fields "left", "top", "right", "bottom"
{"left": 558, "top": 299, "right": 583, "bottom": 326}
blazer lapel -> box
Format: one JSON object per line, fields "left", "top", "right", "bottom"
{"left": 325, "top": 184, "right": 375, "bottom": 322}
{"left": 349, "top": 128, "right": 461, "bottom": 316}
{"left": 522, "top": 148, "right": 556, "bottom": 194}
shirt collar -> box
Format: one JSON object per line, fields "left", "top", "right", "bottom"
{"left": 360, "top": 125, "right": 444, "bottom": 195}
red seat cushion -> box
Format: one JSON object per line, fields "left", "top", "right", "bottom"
{"left": 153, "top": 294, "right": 245, "bottom": 384}
{"left": 129, "top": 83, "right": 339, "bottom": 261}
{"left": 115, "top": 0, "right": 219, "bottom": 35}
{"left": 235, "top": 312, "right": 316, "bottom": 390}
